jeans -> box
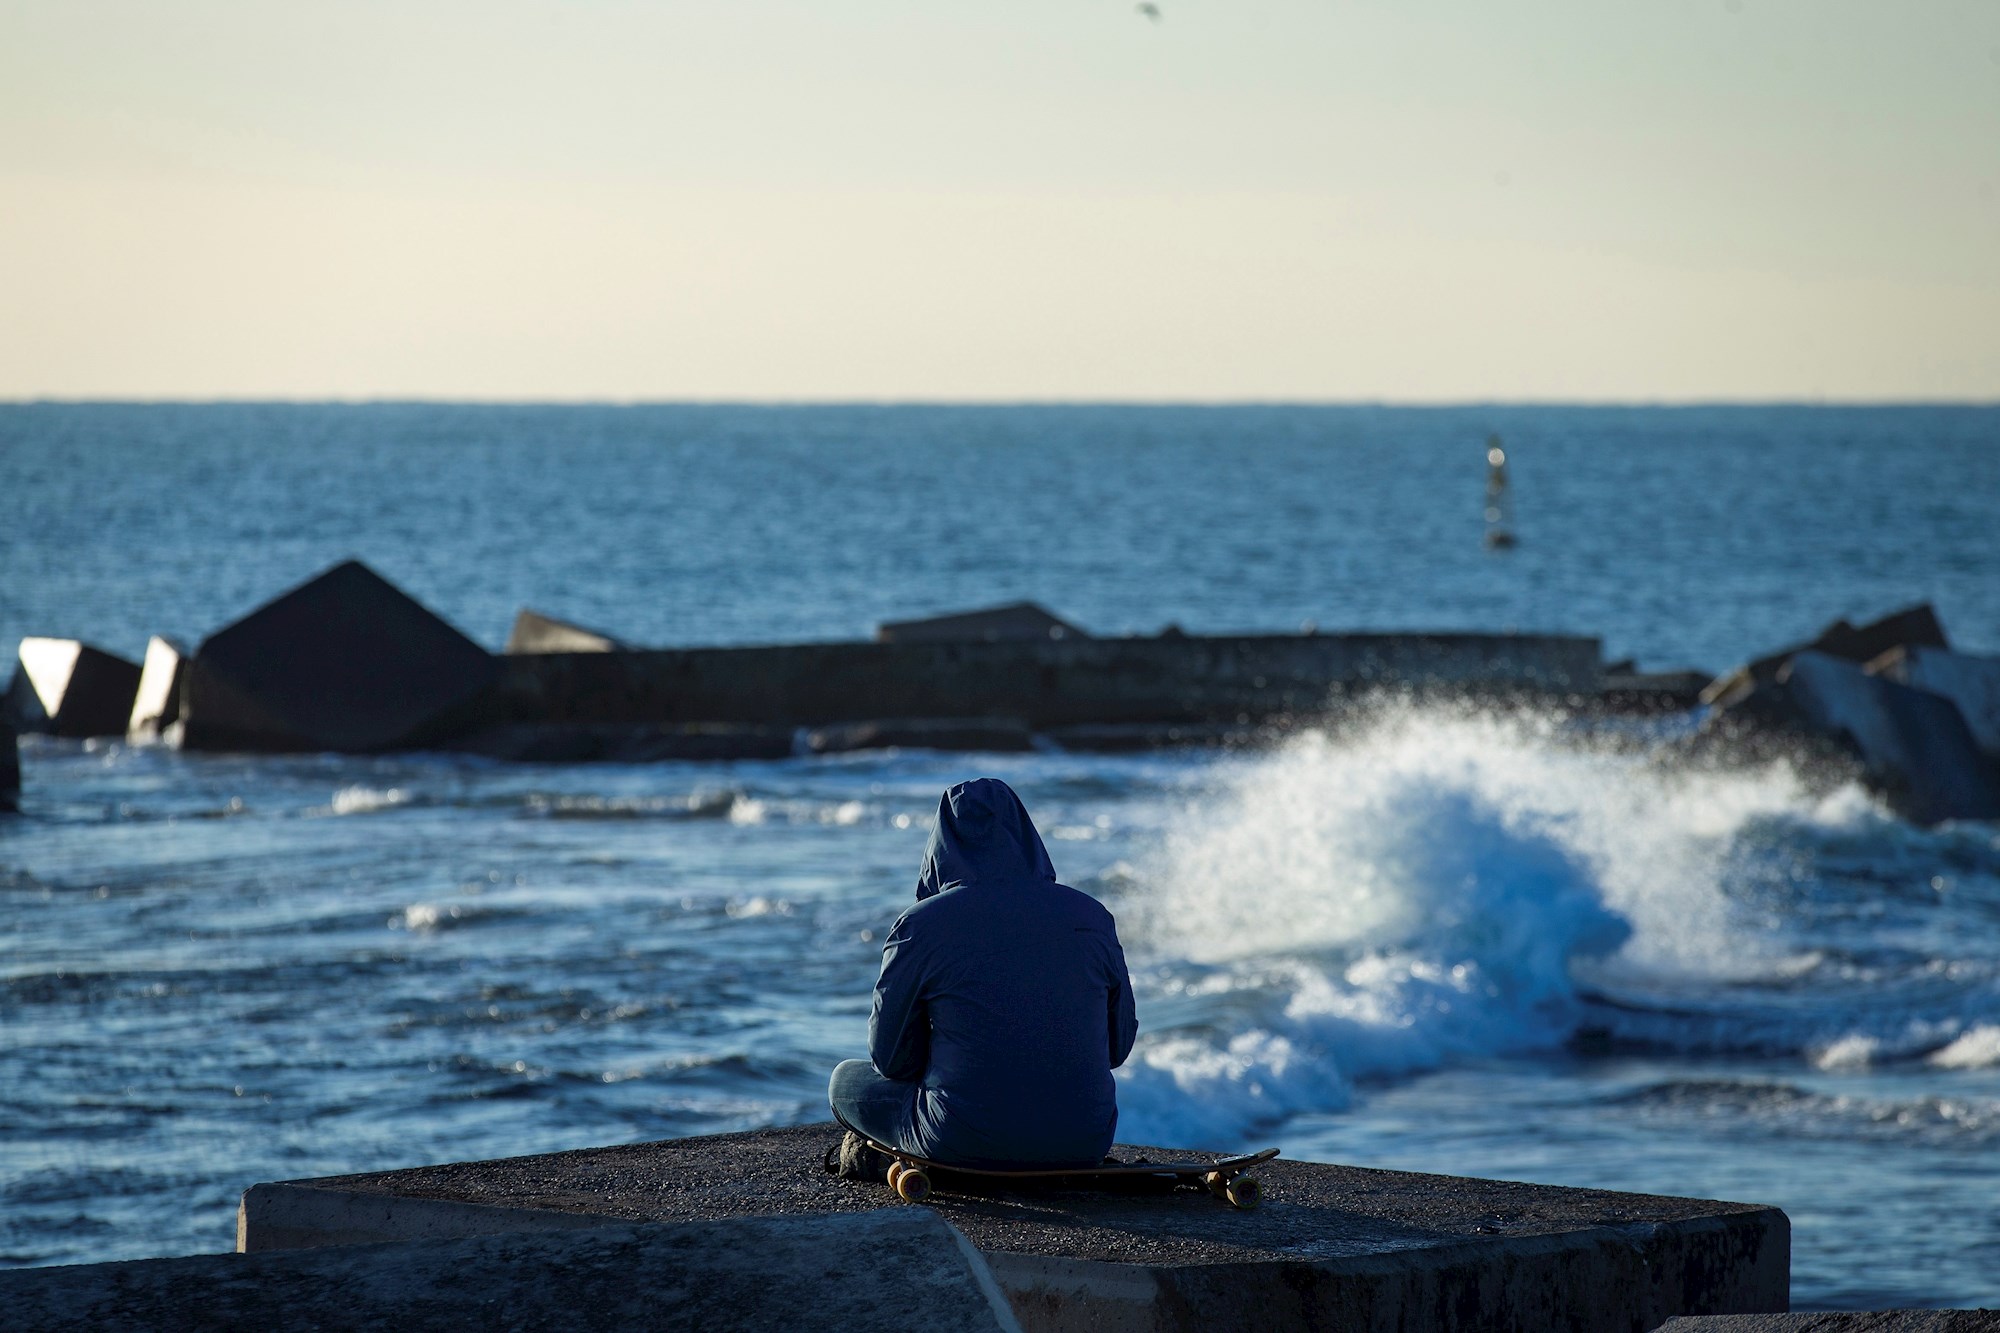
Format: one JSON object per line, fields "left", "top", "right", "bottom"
{"left": 827, "top": 1059, "right": 919, "bottom": 1152}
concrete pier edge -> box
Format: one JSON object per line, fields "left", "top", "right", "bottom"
{"left": 236, "top": 1125, "right": 1789, "bottom": 1332}
{"left": 2, "top": 1210, "right": 1024, "bottom": 1333}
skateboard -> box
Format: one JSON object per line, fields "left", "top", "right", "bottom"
{"left": 859, "top": 1139, "right": 1278, "bottom": 1210}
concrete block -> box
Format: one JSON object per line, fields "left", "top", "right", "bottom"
{"left": 181, "top": 561, "right": 498, "bottom": 754}
{"left": 0, "top": 1210, "right": 1021, "bottom": 1333}
{"left": 1781, "top": 650, "right": 2000, "bottom": 825}
{"left": 1041, "top": 722, "right": 1279, "bottom": 751}
{"left": 806, "top": 717, "right": 1037, "bottom": 754}
{"left": 503, "top": 609, "right": 630, "bottom": 655}
{"left": 1, "top": 720, "right": 17, "bottom": 813}
{"left": 486, "top": 632, "right": 1603, "bottom": 733}
{"left": 1808, "top": 603, "right": 1949, "bottom": 664}
{"left": 879, "top": 602, "right": 1089, "bottom": 644}
{"left": 1706, "top": 604, "right": 1949, "bottom": 706}
{"left": 4, "top": 638, "right": 142, "bottom": 738}
{"left": 127, "top": 635, "right": 189, "bottom": 742}
{"left": 1599, "top": 669, "right": 1711, "bottom": 714}
{"left": 1869, "top": 646, "right": 2000, "bottom": 760}
{"left": 1662, "top": 1314, "right": 2000, "bottom": 1332}
{"left": 448, "top": 721, "right": 796, "bottom": 762}
{"left": 239, "top": 1124, "right": 1788, "bottom": 1333}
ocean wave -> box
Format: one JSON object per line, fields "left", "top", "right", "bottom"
{"left": 524, "top": 789, "right": 743, "bottom": 820}
{"left": 1610, "top": 1078, "right": 2000, "bottom": 1145}
{"left": 1930, "top": 1025, "right": 2000, "bottom": 1069}
{"left": 322, "top": 786, "right": 412, "bottom": 816}
{"left": 1109, "top": 703, "right": 1998, "bottom": 1145}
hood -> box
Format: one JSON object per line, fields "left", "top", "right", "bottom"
{"left": 915, "top": 777, "right": 1057, "bottom": 900}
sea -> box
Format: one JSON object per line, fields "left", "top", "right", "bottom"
{"left": 2, "top": 403, "right": 1998, "bottom": 1308}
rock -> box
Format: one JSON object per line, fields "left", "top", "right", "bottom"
{"left": 181, "top": 560, "right": 498, "bottom": 754}
{"left": 806, "top": 718, "right": 1037, "bottom": 754}
{"left": 0, "top": 1211, "right": 1021, "bottom": 1333}
{"left": 3, "top": 638, "right": 142, "bottom": 738}
{"left": 127, "top": 635, "right": 190, "bottom": 743}
{"left": 877, "top": 602, "right": 1087, "bottom": 644}
{"left": 1868, "top": 645, "right": 2000, "bottom": 760}
{"left": 1, "top": 720, "right": 17, "bottom": 813}
{"left": 1705, "top": 604, "right": 1948, "bottom": 706}
{"left": 504, "top": 609, "right": 630, "bottom": 655}
{"left": 1781, "top": 650, "right": 2000, "bottom": 824}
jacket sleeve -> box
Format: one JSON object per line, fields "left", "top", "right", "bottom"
{"left": 868, "top": 912, "right": 929, "bottom": 1081}
{"left": 1106, "top": 932, "right": 1138, "bottom": 1070}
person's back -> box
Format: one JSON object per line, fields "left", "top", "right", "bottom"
{"left": 829, "top": 778, "right": 1138, "bottom": 1168}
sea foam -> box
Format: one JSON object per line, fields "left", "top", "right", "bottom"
{"left": 1111, "top": 703, "right": 1861, "bottom": 1145}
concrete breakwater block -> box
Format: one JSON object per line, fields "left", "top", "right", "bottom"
{"left": 180, "top": 560, "right": 498, "bottom": 753}
{"left": 486, "top": 632, "right": 1605, "bottom": 734}
{"left": 449, "top": 720, "right": 795, "bottom": 762}
{"left": 0, "top": 1210, "right": 1021, "bottom": 1333}
{"left": 1781, "top": 651, "right": 2000, "bottom": 825}
{"left": 1041, "top": 722, "right": 1284, "bottom": 751}
{"left": 1, "top": 720, "right": 17, "bottom": 812}
{"left": 807, "top": 717, "right": 1038, "bottom": 754}
{"left": 239, "top": 1124, "right": 1788, "bottom": 1332}
{"left": 1870, "top": 646, "right": 2000, "bottom": 760}
{"left": 1663, "top": 1315, "right": 2000, "bottom": 1331}
{"left": 504, "top": 608, "right": 631, "bottom": 655}
{"left": 127, "top": 635, "right": 189, "bottom": 742}
{"left": 1599, "top": 669, "right": 1712, "bottom": 714}
{"left": 1704, "top": 604, "right": 1948, "bottom": 707}
{"left": 4, "top": 638, "right": 142, "bottom": 738}
{"left": 878, "top": 602, "right": 1088, "bottom": 644}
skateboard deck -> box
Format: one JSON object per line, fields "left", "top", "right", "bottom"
{"left": 856, "top": 1138, "right": 1278, "bottom": 1209}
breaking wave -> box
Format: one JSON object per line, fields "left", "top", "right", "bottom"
{"left": 1610, "top": 1078, "right": 2000, "bottom": 1147}
{"left": 1111, "top": 704, "right": 2000, "bottom": 1146}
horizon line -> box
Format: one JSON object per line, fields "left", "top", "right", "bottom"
{"left": 5, "top": 396, "right": 1999, "bottom": 410}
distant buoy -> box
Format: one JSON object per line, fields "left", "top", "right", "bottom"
{"left": 1483, "top": 433, "right": 1517, "bottom": 550}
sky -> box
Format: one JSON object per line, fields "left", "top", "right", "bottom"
{"left": 1, "top": 1, "right": 1996, "bottom": 402}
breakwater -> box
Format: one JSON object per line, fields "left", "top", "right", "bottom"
{"left": 477, "top": 624, "right": 1606, "bottom": 728}
{"left": 18, "top": 558, "right": 1997, "bottom": 828}
{"left": 4, "top": 558, "right": 1624, "bottom": 760}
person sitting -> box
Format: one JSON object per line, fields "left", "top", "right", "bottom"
{"left": 828, "top": 777, "right": 1138, "bottom": 1169}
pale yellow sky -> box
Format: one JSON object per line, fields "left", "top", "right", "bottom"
{"left": 2, "top": 1, "right": 1996, "bottom": 400}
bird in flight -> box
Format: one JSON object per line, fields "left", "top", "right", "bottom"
{"left": 1136, "top": 3, "right": 1162, "bottom": 21}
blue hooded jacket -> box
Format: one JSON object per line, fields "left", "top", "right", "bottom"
{"left": 869, "top": 778, "right": 1139, "bottom": 1167}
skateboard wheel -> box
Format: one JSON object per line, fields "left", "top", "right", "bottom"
{"left": 886, "top": 1162, "right": 907, "bottom": 1191}
{"left": 1204, "top": 1170, "right": 1230, "bottom": 1199}
{"left": 1225, "top": 1175, "right": 1262, "bottom": 1210}
{"left": 896, "top": 1168, "right": 932, "bottom": 1203}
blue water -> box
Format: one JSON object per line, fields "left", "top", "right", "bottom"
{"left": 3, "top": 404, "right": 1999, "bottom": 1308}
